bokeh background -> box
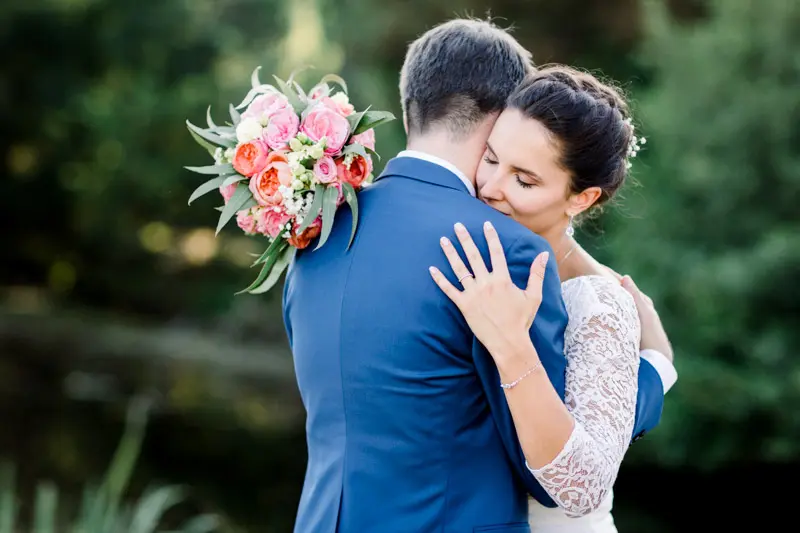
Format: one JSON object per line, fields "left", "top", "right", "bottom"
{"left": 2, "top": 0, "right": 798, "bottom": 531}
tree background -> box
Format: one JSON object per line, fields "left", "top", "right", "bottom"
{"left": 1, "top": 0, "right": 797, "bottom": 530}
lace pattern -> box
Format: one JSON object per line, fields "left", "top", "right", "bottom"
{"left": 530, "top": 276, "right": 641, "bottom": 517}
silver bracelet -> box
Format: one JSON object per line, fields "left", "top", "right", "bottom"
{"left": 500, "top": 360, "right": 542, "bottom": 390}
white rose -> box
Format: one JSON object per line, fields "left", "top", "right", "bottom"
{"left": 235, "top": 117, "right": 264, "bottom": 144}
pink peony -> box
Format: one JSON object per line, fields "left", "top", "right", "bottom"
{"left": 232, "top": 140, "right": 270, "bottom": 177}
{"left": 313, "top": 155, "right": 339, "bottom": 184}
{"left": 220, "top": 182, "right": 238, "bottom": 203}
{"left": 263, "top": 107, "right": 300, "bottom": 150}
{"left": 319, "top": 95, "right": 355, "bottom": 118}
{"left": 249, "top": 151, "right": 292, "bottom": 207}
{"left": 308, "top": 84, "right": 330, "bottom": 100}
{"left": 254, "top": 206, "right": 292, "bottom": 239}
{"left": 349, "top": 129, "right": 375, "bottom": 151}
{"left": 242, "top": 92, "right": 290, "bottom": 123}
{"left": 236, "top": 209, "right": 257, "bottom": 234}
{"left": 336, "top": 154, "right": 372, "bottom": 188}
{"left": 301, "top": 105, "right": 350, "bottom": 155}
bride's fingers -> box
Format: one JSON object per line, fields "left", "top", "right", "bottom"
{"left": 483, "top": 221, "right": 509, "bottom": 278}
{"left": 525, "top": 251, "right": 550, "bottom": 299}
{"left": 440, "top": 237, "right": 475, "bottom": 288}
{"left": 429, "top": 266, "right": 462, "bottom": 304}
{"left": 454, "top": 223, "right": 489, "bottom": 278}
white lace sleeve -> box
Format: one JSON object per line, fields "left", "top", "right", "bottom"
{"left": 529, "top": 276, "right": 641, "bottom": 517}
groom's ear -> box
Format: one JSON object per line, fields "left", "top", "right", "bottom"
{"left": 568, "top": 186, "right": 603, "bottom": 216}
{"left": 402, "top": 110, "right": 409, "bottom": 134}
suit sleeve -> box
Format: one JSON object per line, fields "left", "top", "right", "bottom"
{"left": 631, "top": 357, "right": 665, "bottom": 443}
{"left": 471, "top": 232, "right": 569, "bottom": 508}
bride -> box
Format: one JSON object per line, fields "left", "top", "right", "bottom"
{"left": 429, "top": 65, "right": 676, "bottom": 532}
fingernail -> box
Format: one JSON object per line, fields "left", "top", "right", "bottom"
{"left": 541, "top": 251, "right": 550, "bottom": 263}
{"left": 429, "top": 266, "right": 437, "bottom": 276}
{"left": 440, "top": 237, "right": 450, "bottom": 246}
{"left": 484, "top": 221, "right": 494, "bottom": 231}
{"left": 454, "top": 222, "right": 465, "bottom": 233}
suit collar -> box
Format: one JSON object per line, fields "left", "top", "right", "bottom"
{"left": 376, "top": 155, "right": 475, "bottom": 195}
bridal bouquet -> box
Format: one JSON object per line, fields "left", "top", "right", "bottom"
{"left": 185, "top": 67, "right": 395, "bottom": 294}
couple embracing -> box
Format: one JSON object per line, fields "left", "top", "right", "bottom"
{"left": 283, "top": 17, "right": 677, "bottom": 533}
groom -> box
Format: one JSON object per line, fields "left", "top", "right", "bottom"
{"left": 283, "top": 19, "right": 675, "bottom": 533}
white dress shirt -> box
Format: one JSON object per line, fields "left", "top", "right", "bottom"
{"left": 395, "top": 149, "right": 677, "bottom": 393}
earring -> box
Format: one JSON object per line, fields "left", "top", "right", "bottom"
{"left": 565, "top": 215, "right": 575, "bottom": 237}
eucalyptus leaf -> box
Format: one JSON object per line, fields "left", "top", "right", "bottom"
{"left": 180, "top": 514, "right": 221, "bottom": 533}
{"left": 216, "top": 184, "right": 252, "bottom": 235}
{"left": 354, "top": 110, "right": 396, "bottom": 135}
{"left": 314, "top": 185, "right": 341, "bottom": 251}
{"left": 288, "top": 65, "right": 313, "bottom": 85}
{"left": 184, "top": 163, "right": 234, "bottom": 175}
{"left": 252, "top": 233, "right": 286, "bottom": 266}
{"left": 222, "top": 174, "right": 246, "bottom": 187}
{"left": 235, "top": 84, "right": 276, "bottom": 110}
{"left": 187, "top": 176, "right": 226, "bottom": 205}
{"left": 237, "top": 241, "right": 289, "bottom": 295}
{"left": 248, "top": 246, "right": 296, "bottom": 295}
{"left": 129, "top": 486, "right": 185, "bottom": 533}
{"left": 229, "top": 103, "right": 241, "bottom": 126}
{"left": 273, "top": 75, "right": 307, "bottom": 114}
{"left": 342, "top": 182, "right": 359, "bottom": 249}
{"left": 186, "top": 120, "right": 235, "bottom": 148}
{"left": 251, "top": 65, "right": 262, "bottom": 88}
{"left": 319, "top": 73, "right": 348, "bottom": 95}
{"left": 365, "top": 146, "right": 381, "bottom": 161}
{"left": 33, "top": 482, "right": 58, "bottom": 533}
{"left": 188, "top": 128, "right": 218, "bottom": 156}
{"left": 297, "top": 184, "right": 324, "bottom": 234}
{"left": 206, "top": 106, "right": 217, "bottom": 129}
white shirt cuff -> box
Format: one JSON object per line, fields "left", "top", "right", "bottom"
{"left": 640, "top": 349, "right": 678, "bottom": 394}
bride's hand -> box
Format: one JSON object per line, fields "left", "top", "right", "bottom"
{"left": 429, "top": 221, "right": 550, "bottom": 359}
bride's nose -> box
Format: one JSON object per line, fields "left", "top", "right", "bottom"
{"left": 478, "top": 172, "right": 505, "bottom": 202}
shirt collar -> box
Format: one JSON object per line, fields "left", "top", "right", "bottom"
{"left": 396, "top": 150, "right": 476, "bottom": 197}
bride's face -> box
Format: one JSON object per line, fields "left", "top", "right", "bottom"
{"left": 476, "top": 109, "right": 574, "bottom": 241}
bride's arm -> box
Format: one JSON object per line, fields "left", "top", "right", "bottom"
{"left": 429, "top": 223, "right": 638, "bottom": 517}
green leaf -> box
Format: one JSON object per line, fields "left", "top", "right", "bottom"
{"left": 215, "top": 184, "right": 252, "bottom": 235}
{"left": 235, "top": 84, "right": 276, "bottom": 110}
{"left": 187, "top": 176, "right": 226, "bottom": 205}
{"left": 237, "top": 241, "right": 289, "bottom": 295}
{"left": 222, "top": 174, "right": 246, "bottom": 187}
{"left": 341, "top": 182, "right": 359, "bottom": 249}
{"left": 250, "top": 66, "right": 262, "bottom": 88}
{"left": 186, "top": 120, "right": 235, "bottom": 148}
{"left": 343, "top": 143, "right": 368, "bottom": 160}
{"left": 354, "top": 110, "right": 396, "bottom": 135}
{"left": 273, "top": 75, "right": 307, "bottom": 114}
{"left": 288, "top": 65, "right": 314, "bottom": 85}
{"left": 314, "top": 185, "right": 340, "bottom": 251}
{"left": 129, "top": 486, "right": 185, "bottom": 533}
{"left": 252, "top": 233, "right": 286, "bottom": 266}
{"left": 0, "top": 463, "right": 17, "bottom": 533}
{"left": 180, "top": 514, "right": 221, "bottom": 533}
{"left": 346, "top": 106, "right": 370, "bottom": 136}
{"left": 229, "top": 103, "right": 241, "bottom": 126}
{"left": 206, "top": 106, "right": 217, "bottom": 129}
{"left": 184, "top": 163, "right": 234, "bottom": 175}
{"left": 33, "top": 482, "right": 57, "bottom": 533}
{"left": 296, "top": 184, "right": 324, "bottom": 234}
{"left": 188, "top": 128, "right": 218, "bottom": 156}
{"left": 249, "top": 246, "right": 296, "bottom": 294}
{"left": 365, "top": 146, "right": 381, "bottom": 161}
{"left": 319, "top": 73, "right": 348, "bottom": 95}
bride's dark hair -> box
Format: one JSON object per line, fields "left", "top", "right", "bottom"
{"left": 507, "top": 65, "right": 636, "bottom": 208}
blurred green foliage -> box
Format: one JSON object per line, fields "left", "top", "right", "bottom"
{"left": 1, "top": 0, "right": 797, "bottom": 531}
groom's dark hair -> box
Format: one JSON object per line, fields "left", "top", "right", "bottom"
{"left": 400, "top": 18, "right": 532, "bottom": 139}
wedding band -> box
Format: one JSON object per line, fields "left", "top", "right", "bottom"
{"left": 458, "top": 273, "right": 474, "bottom": 284}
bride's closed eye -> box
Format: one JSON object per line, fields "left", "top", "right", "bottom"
{"left": 483, "top": 154, "right": 498, "bottom": 165}
{"left": 515, "top": 175, "right": 535, "bottom": 189}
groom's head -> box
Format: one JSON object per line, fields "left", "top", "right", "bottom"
{"left": 400, "top": 19, "right": 531, "bottom": 142}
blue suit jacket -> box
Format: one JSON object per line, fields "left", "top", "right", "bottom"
{"left": 283, "top": 157, "right": 664, "bottom": 533}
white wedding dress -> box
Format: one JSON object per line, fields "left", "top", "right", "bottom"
{"left": 526, "top": 275, "right": 641, "bottom": 533}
